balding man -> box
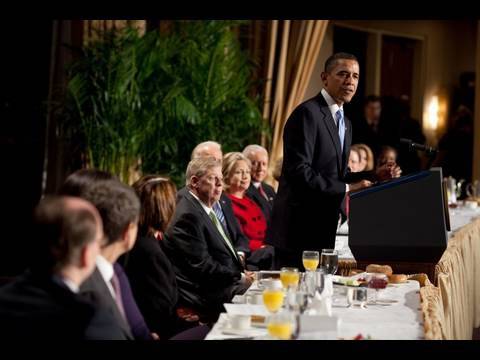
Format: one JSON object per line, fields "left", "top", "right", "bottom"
{"left": 0, "top": 196, "right": 126, "bottom": 339}
{"left": 242, "top": 144, "right": 276, "bottom": 223}
{"left": 191, "top": 141, "right": 223, "bottom": 162}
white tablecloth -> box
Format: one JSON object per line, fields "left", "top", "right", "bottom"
{"left": 205, "top": 280, "right": 423, "bottom": 340}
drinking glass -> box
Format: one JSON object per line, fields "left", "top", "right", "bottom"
{"left": 320, "top": 249, "right": 338, "bottom": 275}
{"left": 263, "top": 285, "right": 284, "bottom": 314}
{"left": 267, "top": 310, "right": 295, "bottom": 340}
{"left": 280, "top": 267, "right": 300, "bottom": 290}
{"left": 302, "top": 268, "right": 326, "bottom": 299}
{"left": 302, "top": 250, "right": 320, "bottom": 272}
{"left": 366, "top": 273, "right": 388, "bottom": 304}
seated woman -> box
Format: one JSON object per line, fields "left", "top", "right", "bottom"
{"left": 121, "top": 175, "right": 208, "bottom": 340}
{"left": 222, "top": 152, "right": 274, "bottom": 270}
{"left": 348, "top": 148, "right": 362, "bottom": 173}
{"left": 352, "top": 143, "right": 375, "bottom": 172}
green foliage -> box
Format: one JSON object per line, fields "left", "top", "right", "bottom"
{"left": 64, "top": 21, "right": 267, "bottom": 186}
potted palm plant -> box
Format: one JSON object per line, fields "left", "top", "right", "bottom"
{"left": 64, "top": 21, "right": 267, "bottom": 185}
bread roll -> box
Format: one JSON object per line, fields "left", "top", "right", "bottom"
{"left": 408, "top": 273, "right": 429, "bottom": 287}
{"left": 366, "top": 264, "right": 393, "bottom": 276}
{"left": 388, "top": 274, "right": 407, "bottom": 284}
{"left": 349, "top": 269, "right": 364, "bottom": 276}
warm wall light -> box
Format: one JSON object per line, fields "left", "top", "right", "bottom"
{"left": 427, "top": 96, "right": 439, "bottom": 131}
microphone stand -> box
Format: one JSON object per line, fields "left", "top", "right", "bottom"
{"left": 425, "top": 149, "right": 438, "bottom": 170}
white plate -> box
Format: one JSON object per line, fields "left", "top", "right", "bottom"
{"left": 221, "top": 328, "right": 265, "bottom": 337}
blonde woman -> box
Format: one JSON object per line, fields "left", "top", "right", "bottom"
{"left": 222, "top": 152, "right": 274, "bottom": 270}
{"left": 352, "top": 143, "right": 374, "bottom": 171}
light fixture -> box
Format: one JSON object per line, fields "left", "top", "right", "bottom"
{"left": 427, "top": 95, "right": 439, "bottom": 131}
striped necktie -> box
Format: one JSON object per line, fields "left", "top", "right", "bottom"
{"left": 209, "top": 210, "right": 238, "bottom": 259}
{"left": 213, "top": 201, "right": 228, "bottom": 231}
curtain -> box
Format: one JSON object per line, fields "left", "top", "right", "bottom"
{"left": 83, "top": 20, "right": 146, "bottom": 44}
{"left": 261, "top": 20, "right": 329, "bottom": 187}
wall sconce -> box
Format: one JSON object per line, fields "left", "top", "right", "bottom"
{"left": 426, "top": 95, "right": 439, "bottom": 131}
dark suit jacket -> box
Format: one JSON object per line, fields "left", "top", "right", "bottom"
{"left": 80, "top": 266, "right": 133, "bottom": 340}
{"left": 0, "top": 272, "right": 126, "bottom": 340}
{"left": 268, "top": 92, "right": 357, "bottom": 253}
{"left": 121, "top": 235, "right": 179, "bottom": 339}
{"left": 164, "top": 191, "right": 244, "bottom": 312}
{"left": 245, "top": 182, "right": 275, "bottom": 224}
{"left": 114, "top": 262, "right": 153, "bottom": 340}
{"left": 177, "top": 187, "right": 250, "bottom": 255}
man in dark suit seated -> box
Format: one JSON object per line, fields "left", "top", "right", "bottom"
{"left": 0, "top": 196, "right": 126, "bottom": 339}
{"left": 177, "top": 141, "right": 251, "bottom": 265}
{"left": 164, "top": 157, "right": 255, "bottom": 320}
{"left": 78, "top": 180, "right": 143, "bottom": 340}
{"left": 242, "top": 144, "right": 276, "bottom": 223}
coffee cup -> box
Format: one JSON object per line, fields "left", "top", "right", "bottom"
{"left": 230, "top": 314, "right": 251, "bottom": 330}
{"left": 246, "top": 293, "right": 264, "bottom": 305}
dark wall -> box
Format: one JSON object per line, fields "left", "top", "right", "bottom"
{"left": 0, "top": 20, "right": 53, "bottom": 276}
{"left": 333, "top": 26, "right": 368, "bottom": 121}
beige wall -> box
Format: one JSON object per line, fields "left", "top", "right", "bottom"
{"left": 304, "top": 24, "right": 333, "bottom": 100}
{"left": 304, "top": 20, "right": 477, "bottom": 146}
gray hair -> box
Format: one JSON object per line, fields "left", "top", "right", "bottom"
{"left": 191, "top": 141, "right": 222, "bottom": 160}
{"left": 242, "top": 144, "right": 268, "bottom": 159}
{"left": 186, "top": 157, "right": 222, "bottom": 187}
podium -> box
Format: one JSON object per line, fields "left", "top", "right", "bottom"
{"left": 349, "top": 168, "right": 448, "bottom": 265}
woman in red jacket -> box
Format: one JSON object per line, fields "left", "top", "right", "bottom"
{"left": 222, "top": 152, "right": 274, "bottom": 269}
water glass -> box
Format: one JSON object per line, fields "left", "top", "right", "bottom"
{"left": 320, "top": 249, "right": 338, "bottom": 275}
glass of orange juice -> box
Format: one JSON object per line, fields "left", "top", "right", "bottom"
{"left": 263, "top": 287, "right": 284, "bottom": 314}
{"left": 267, "top": 310, "right": 295, "bottom": 340}
{"left": 302, "top": 251, "right": 319, "bottom": 272}
{"left": 280, "top": 267, "right": 300, "bottom": 290}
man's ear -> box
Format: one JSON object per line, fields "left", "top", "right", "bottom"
{"left": 190, "top": 175, "right": 199, "bottom": 189}
{"left": 321, "top": 71, "right": 328, "bottom": 85}
{"left": 122, "top": 222, "right": 138, "bottom": 251}
{"left": 79, "top": 242, "right": 96, "bottom": 270}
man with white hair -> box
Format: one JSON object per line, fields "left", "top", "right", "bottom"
{"left": 191, "top": 141, "right": 223, "bottom": 162}
{"left": 178, "top": 141, "right": 251, "bottom": 261}
{"left": 242, "top": 144, "right": 276, "bottom": 223}
{"left": 164, "top": 157, "right": 254, "bottom": 319}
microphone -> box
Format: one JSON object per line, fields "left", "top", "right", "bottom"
{"left": 400, "top": 138, "right": 437, "bottom": 155}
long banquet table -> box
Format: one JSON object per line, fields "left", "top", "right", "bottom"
{"left": 205, "top": 278, "right": 424, "bottom": 340}
{"left": 335, "top": 205, "right": 480, "bottom": 340}
{"left": 206, "top": 205, "right": 480, "bottom": 340}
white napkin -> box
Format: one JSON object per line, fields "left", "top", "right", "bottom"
{"left": 305, "top": 275, "right": 333, "bottom": 316}
{"left": 297, "top": 315, "right": 339, "bottom": 340}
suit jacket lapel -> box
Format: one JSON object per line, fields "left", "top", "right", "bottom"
{"left": 86, "top": 269, "right": 133, "bottom": 339}
{"left": 319, "top": 104, "right": 343, "bottom": 173}
{"left": 185, "top": 193, "right": 241, "bottom": 265}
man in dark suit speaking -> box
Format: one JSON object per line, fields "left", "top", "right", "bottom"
{"left": 269, "top": 53, "right": 389, "bottom": 269}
